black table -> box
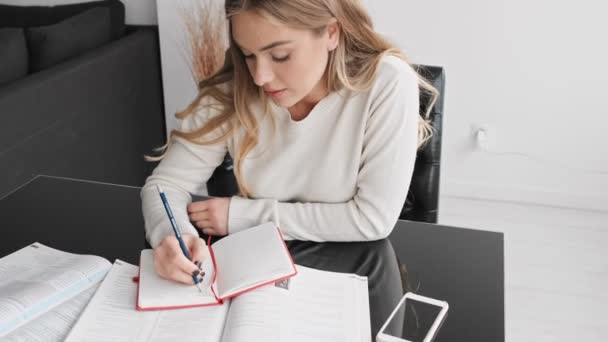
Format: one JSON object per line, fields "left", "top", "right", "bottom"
{"left": 0, "top": 175, "right": 504, "bottom": 341}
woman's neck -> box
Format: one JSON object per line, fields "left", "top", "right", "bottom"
{"left": 288, "top": 79, "right": 329, "bottom": 121}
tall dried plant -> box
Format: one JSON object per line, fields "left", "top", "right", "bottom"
{"left": 179, "top": 0, "right": 228, "bottom": 84}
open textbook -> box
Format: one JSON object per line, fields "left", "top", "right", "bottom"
{"left": 1, "top": 286, "right": 98, "bottom": 342}
{"left": 137, "top": 222, "right": 297, "bottom": 310}
{"left": 0, "top": 243, "right": 111, "bottom": 339}
{"left": 66, "top": 260, "right": 371, "bottom": 341}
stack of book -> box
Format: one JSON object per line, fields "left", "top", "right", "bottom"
{"left": 0, "top": 223, "right": 371, "bottom": 342}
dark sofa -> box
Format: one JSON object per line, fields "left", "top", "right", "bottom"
{"left": 0, "top": 24, "right": 165, "bottom": 198}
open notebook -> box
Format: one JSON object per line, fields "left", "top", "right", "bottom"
{"left": 136, "top": 222, "right": 298, "bottom": 310}
{"left": 66, "top": 260, "right": 371, "bottom": 341}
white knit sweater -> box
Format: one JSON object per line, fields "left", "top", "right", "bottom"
{"left": 141, "top": 55, "right": 420, "bottom": 247}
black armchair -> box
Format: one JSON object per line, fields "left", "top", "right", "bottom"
{"left": 400, "top": 65, "right": 445, "bottom": 223}
{"left": 207, "top": 64, "right": 445, "bottom": 224}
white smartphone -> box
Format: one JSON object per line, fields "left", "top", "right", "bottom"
{"left": 376, "top": 292, "right": 449, "bottom": 342}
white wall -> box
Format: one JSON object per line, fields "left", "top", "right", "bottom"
{"left": 155, "top": 0, "right": 200, "bottom": 134}
{"left": 361, "top": 0, "right": 608, "bottom": 213}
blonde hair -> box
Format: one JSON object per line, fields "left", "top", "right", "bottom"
{"left": 152, "top": 0, "right": 438, "bottom": 197}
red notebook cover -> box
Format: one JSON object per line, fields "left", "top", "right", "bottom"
{"left": 135, "top": 224, "right": 297, "bottom": 311}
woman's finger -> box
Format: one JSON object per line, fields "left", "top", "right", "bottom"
{"left": 187, "top": 200, "right": 209, "bottom": 214}
{"left": 154, "top": 251, "right": 195, "bottom": 284}
{"left": 161, "top": 236, "right": 202, "bottom": 283}
{"left": 189, "top": 239, "right": 210, "bottom": 266}
{"left": 169, "top": 253, "right": 201, "bottom": 284}
{"left": 189, "top": 210, "right": 209, "bottom": 222}
{"left": 166, "top": 267, "right": 201, "bottom": 285}
{"left": 202, "top": 227, "right": 215, "bottom": 236}
{"left": 193, "top": 219, "right": 212, "bottom": 229}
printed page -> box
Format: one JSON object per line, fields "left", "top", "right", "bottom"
{"left": 66, "top": 260, "right": 229, "bottom": 342}
{"left": 1, "top": 285, "right": 97, "bottom": 342}
{"left": 213, "top": 222, "right": 296, "bottom": 298}
{"left": 221, "top": 265, "right": 371, "bottom": 342}
{"left": 0, "top": 243, "right": 111, "bottom": 337}
{"left": 137, "top": 249, "right": 218, "bottom": 309}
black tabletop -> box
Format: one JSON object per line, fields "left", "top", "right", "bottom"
{"left": 0, "top": 175, "right": 504, "bottom": 341}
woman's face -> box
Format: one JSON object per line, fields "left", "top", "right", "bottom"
{"left": 231, "top": 10, "right": 338, "bottom": 108}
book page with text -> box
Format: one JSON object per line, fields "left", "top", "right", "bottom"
{"left": 137, "top": 249, "right": 218, "bottom": 309}
{"left": 213, "top": 222, "right": 296, "bottom": 299}
{"left": 66, "top": 260, "right": 229, "bottom": 342}
{"left": 221, "top": 265, "right": 370, "bottom": 342}
{"left": 0, "top": 243, "right": 111, "bottom": 337}
{"left": 2, "top": 285, "right": 97, "bottom": 342}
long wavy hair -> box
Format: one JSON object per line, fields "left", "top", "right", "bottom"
{"left": 151, "top": 0, "right": 438, "bottom": 197}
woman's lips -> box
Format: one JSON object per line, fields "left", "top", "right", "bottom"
{"left": 264, "top": 89, "right": 286, "bottom": 98}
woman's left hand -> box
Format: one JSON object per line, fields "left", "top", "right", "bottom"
{"left": 187, "top": 198, "right": 230, "bottom": 236}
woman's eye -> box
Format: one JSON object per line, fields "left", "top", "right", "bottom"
{"left": 272, "top": 55, "right": 290, "bottom": 63}
{"left": 243, "top": 54, "right": 255, "bottom": 60}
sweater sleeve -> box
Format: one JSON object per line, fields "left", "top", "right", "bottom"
{"left": 228, "top": 62, "right": 420, "bottom": 241}
{"left": 141, "top": 105, "right": 228, "bottom": 248}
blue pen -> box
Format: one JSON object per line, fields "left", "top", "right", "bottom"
{"left": 156, "top": 184, "right": 203, "bottom": 292}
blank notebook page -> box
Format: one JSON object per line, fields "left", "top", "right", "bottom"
{"left": 212, "top": 222, "right": 295, "bottom": 298}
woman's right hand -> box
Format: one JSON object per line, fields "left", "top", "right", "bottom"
{"left": 153, "top": 234, "right": 209, "bottom": 284}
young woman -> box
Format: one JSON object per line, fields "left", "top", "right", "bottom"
{"left": 142, "top": 0, "right": 437, "bottom": 284}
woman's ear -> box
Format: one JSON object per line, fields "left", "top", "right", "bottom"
{"left": 326, "top": 18, "right": 340, "bottom": 51}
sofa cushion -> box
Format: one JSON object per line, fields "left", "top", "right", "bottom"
{"left": 0, "top": 0, "right": 125, "bottom": 40}
{"left": 0, "top": 28, "right": 28, "bottom": 86}
{"left": 25, "top": 7, "right": 112, "bottom": 72}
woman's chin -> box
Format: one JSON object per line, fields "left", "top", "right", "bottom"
{"left": 269, "top": 95, "right": 293, "bottom": 108}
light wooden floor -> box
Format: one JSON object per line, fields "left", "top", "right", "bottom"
{"left": 439, "top": 197, "right": 608, "bottom": 342}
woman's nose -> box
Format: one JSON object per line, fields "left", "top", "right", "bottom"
{"left": 252, "top": 61, "right": 274, "bottom": 86}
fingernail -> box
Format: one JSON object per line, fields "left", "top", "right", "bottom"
{"left": 192, "top": 269, "right": 200, "bottom": 276}
{"left": 195, "top": 260, "right": 202, "bottom": 269}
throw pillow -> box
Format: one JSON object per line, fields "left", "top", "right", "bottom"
{"left": 0, "top": 0, "right": 125, "bottom": 40}
{"left": 0, "top": 27, "right": 28, "bottom": 86}
{"left": 25, "top": 7, "right": 112, "bottom": 72}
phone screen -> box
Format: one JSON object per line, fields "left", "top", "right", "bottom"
{"left": 381, "top": 296, "right": 446, "bottom": 341}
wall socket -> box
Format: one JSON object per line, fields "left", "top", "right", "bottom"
{"left": 471, "top": 124, "right": 490, "bottom": 151}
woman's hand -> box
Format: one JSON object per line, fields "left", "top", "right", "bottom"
{"left": 153, "top": 234, "right": 208, "bottom": 284}
{"left": 188, "top": 198, "right": 230, "bottom": 236}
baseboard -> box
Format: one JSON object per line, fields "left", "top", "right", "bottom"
{"left": 441, "top": 181, "right": 608, "bottom": 213}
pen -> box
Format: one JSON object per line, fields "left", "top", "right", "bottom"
{"left": 156, "top": 184, "right": 203, "bottom": 292}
